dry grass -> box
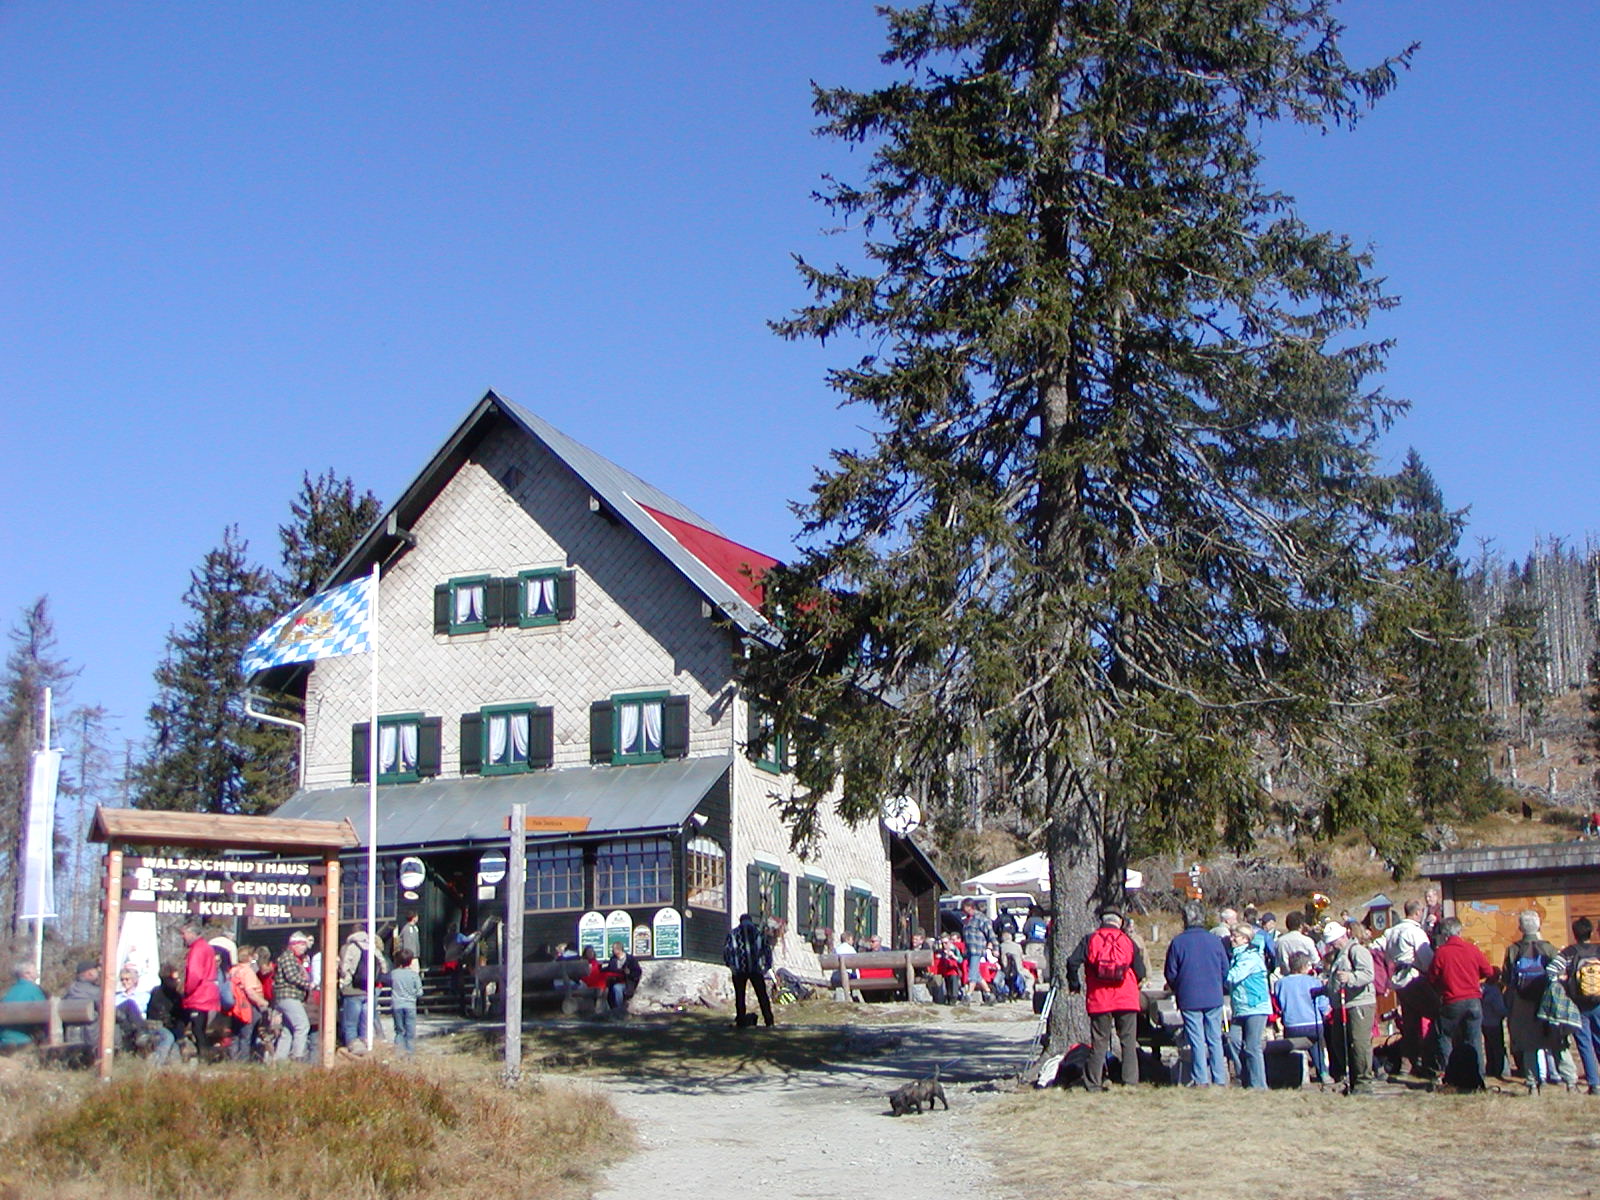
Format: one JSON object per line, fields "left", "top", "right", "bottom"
{"left": 987, "top": 1084, "right": 1600, "bottom": 1200}
{"left": 0, "top": 1054, "right": 619, "bottom": 1200}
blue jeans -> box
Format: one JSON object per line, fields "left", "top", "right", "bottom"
{"left": 339, "top": 995, "right": 369, "bottom": 1048}
{"left": 1182, "top": 1006, "right": 1226, "bottom": 1085}
{"left": 150, "top": 1026, "right": 177, "bottom": 1066}
{"left": 1228, "top": 1013, "right": 1268, "bottom": 1088}
{"left": 1571, "top": 1003, "right": 1600, "bottom": 1092}
{"left": 392, "top": 1004, "right": 416, "bottom": 1054}
{"left": 274, "top": 997, "right": 310, "bottom": 1061}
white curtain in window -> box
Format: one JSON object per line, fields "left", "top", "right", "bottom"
{"left": 379, "top": 724, "right": 398, "bottom": 774}
{"left": 619, "top": 703, "right": 641, "bottom": 755}
{"left": 509, "top": 711, "right": 529, "bottom": 761}
{"left": 455, "top": 583, "right": 484, "bottom": 625}
{"left": 398, "top": 722, "right": 418, "bottom": 771}
{"left": 529, "top": 575, "right": 557, "bottom": 617}
{"left": 488, "top": 714, "right": 508, "bottom": 764}
{"left": 641, "top": 701, "right": 662, "bottom": 753}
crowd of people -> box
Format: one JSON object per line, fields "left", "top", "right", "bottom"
{"left": 1133, "top": 897, "right": 1600, "bottom": 1094}
{"left": 0, "top": 921, "right": 413, "bottom": 1065}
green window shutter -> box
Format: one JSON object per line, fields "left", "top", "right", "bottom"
{"left": 529, "top": 706, "right": 555, "bottom": 769}
{"left": 459, "top": 713, "right": 483, "bottom": 775}
{"left": 777, "top": 871, "right": 789, "bottom": 921}
{"left": 482, "top": 577, "right": 506, "bottom": 628}
{"left": 869, "top": 897, "right": 878, "bottom": 938}
{"left": 589, "top": 701, "right": 614, "bottom": 764}
{"left": 417, "top": 717, "right": 442, "bottom": 777}
{"left": 433, "top": 584, "right": 451, "bottom": 635}
{"left": 746, "top": 864, "right": 761, "bottom": 920}
{"left": 822, "top": 884, "right": 833, "bottom": 934}
{"left": 351, "top": 722, "right": 370, "bottom": 784}
{"left": 661, "top": 695, "right": 690, "bottom": 759}
{"left": 556, "top": 570, "right": 576, "bottom": 622}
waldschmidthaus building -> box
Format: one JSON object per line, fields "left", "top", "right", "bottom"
{"left": 258, "top": 392, "right": 942, "bottom": 975}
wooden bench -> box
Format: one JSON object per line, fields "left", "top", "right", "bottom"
{"left": 0, "top": 998, "right": 96, "bottom": 1047}
{"left": 817, "top": 950, "right": 934, "bottom": 1002}
{"left": 468, "top": 959, "right": 628, "bottom": 1018}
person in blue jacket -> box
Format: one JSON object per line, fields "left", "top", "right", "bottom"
{"left": 1164, "top": 901, "right": 1231, "bottom": 1086}
{"left": 1226, "top": 925, "right": 1273, "bottom": 1088}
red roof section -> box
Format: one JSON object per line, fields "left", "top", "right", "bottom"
{"left": 638, "top": 503, "right": 779, "bottom": 611}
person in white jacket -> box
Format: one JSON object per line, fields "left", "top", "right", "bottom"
{"left": 1380, "top": 900, "right": 1436, "bottom": 1078}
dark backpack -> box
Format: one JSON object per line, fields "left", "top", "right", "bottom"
{"left": 1086, "top": 927, "right": 1134, "bottom": 985}
{"left": 1570, "top": 952, "right": 1600, "bottom": 1002}
{"left": 1513, "top": 944, "right": 1548, "bottom": 1000}
{"left": 216, "top": 966, "right": 235, "bottom": 1011}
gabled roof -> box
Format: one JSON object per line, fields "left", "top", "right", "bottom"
{"left": 319, "top": 390, "right": 780, "bottom": 641}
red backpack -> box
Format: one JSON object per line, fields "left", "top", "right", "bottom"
{"left": 1370, "top": 945, "right": 1393, "bottom": 996}
{"left": 1086, "top": 926, "right": 1134, "bottom": 985}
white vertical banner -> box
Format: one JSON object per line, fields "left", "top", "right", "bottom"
{"left": 19, "top": 748, "right": 61, "bottom": 920}
{"left": 115, "top": 909, "right": 161, "bottom": 1012}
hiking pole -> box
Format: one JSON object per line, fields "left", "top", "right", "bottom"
{"left": 1339, "top": 985, "right": 1354, "bottom": 1096}
{"left": 1021, "top": 984, "right": 1056, "bottom": 1079}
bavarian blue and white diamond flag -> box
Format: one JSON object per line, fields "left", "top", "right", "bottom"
{"left": 242, "top": 574, "right": 374, "bottom": 675}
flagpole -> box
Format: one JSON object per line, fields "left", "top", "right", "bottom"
{"left": 366, "top": 562, "right": 379, "bottom": 1052}
{"left": 33, "top": 687, "right": 51, "bottom": 977}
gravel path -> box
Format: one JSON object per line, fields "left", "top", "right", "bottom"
{"left": 587, "top": 1003, "right": 1042, "bottom": 1199}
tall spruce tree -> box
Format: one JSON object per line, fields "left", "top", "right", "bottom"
{"left": 0, "top": 598, "right": 77, "bottom": 933}
{"left": 277, "top": 469, "right": 382, "bottom": 603}
{"left": 1325, "top": 451, "right": 1499, "bottom": 867}
{"left": 742, "top": 0, "right": 1410, "bottom": 1041}
{"left": 134, "top": 528, "right": 292, "bottom": 814}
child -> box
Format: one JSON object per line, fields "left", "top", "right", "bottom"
{"left": 1481, "top": 966, "right": 1508, "bottom": 1081}
{"left": 1273, "top": 951, "right": 1331, "bottom": 1083}
{"left": 389, "top": 949, "right": 423, "bottom": 1054}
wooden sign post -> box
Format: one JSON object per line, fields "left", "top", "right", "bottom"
{"left": 88, "top": 807, "right": 360, "bottom": 1082}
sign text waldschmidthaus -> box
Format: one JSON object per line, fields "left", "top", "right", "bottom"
{"left": 120, "top": 855, "right": 326, "bottom": 922}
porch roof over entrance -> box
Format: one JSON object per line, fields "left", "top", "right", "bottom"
{"left": 271, "top": 756, "right": 730, "bottom": 850}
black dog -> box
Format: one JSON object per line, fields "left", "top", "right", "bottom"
{"left": 887, "top": 1065, "right": 948, "bottom": 1116}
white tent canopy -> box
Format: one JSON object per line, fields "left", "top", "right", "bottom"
{"left": 960, "top": 851, "right": 1142, "bottom": 897}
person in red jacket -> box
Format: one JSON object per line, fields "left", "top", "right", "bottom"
{"left": 1066, "top": 906, "right": 1148, "bottom": 1090}
{"left": 1425, "top": 916, "right": 1494, "bottom": 1091}
{"left": 179, "top": 922, "right": 220, "bottom": 1055}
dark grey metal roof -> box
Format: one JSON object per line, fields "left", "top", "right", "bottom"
{"left": 497, "top": 397, "right": 721, "bottom": 533}
{"left": 496, "top": 397, "right": 773, "bottom": 638}
{"left": 1418, "top": 840, "right": 1600, "bottom": 879}
{"left": 271, "top": 756, "right": 731, "bottom": 850}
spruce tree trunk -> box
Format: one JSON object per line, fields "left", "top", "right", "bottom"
{"left": 1043, "top": 752, "right": 1098, "bottom": 1051}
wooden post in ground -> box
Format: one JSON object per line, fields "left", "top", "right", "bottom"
{"left": 321, "top": 852, "right": 341, "bottom": 1069}
{"left": 504, "top": 804, "right": 526, "bottom": 1076}
{"left": 96, "top": 846, "right": 123, "bottom": 1081}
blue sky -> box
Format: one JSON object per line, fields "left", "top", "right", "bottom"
{"left": 2, "top": 2, "right": 1595, "bottom": 760}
